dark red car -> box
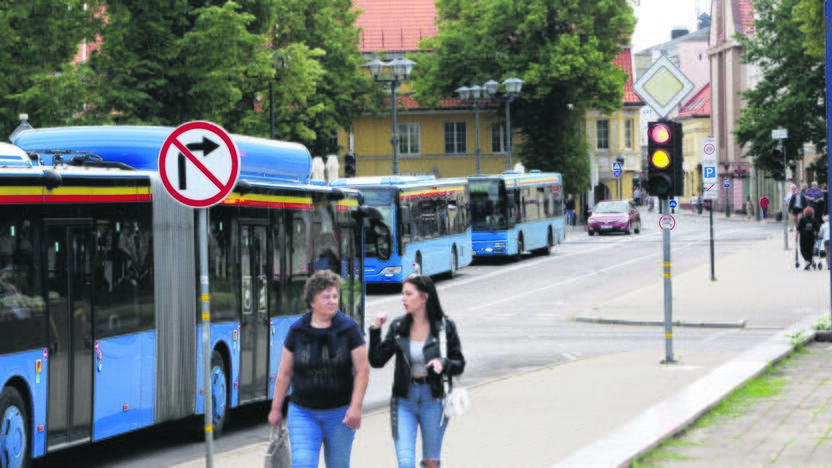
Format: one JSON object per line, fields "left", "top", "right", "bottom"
{"left": 587, "top": 200, "right": 641, "bottom": 236}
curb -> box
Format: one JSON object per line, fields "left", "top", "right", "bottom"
{"left": 553, "top": 314, "right": 821, "bottom": 468}
{"left": 574, "top": 316, "right": 747, "bottom": 329}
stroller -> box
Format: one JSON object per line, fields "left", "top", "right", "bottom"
{"left": 794, "top": 234, "right": 825, "bottom": 270}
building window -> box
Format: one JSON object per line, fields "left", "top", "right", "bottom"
{"left": 624, "top": 119, "right": 633, "bottom": 150}
{"left": 399, "top": 123, "right": 420, "bottom": 155}
{"left": 491, "top": 123, "right": 507, "bottom": 153}
{"left": 444, "top": 122, "right": 467, "bottom": 154}
{"left": 596, "top": 120, "right": 610, "bottom": 150}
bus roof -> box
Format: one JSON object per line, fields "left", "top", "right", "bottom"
{"left": 0, "top": 142, "right": 34, "bottom": 168}
{"left": 12, "top": 126, "right": 313, "bottom": 184}
{"left": 470, "top": 171, "right": 562, "bottom": 187}
{"left": 330, "top": 175, "right": 435, "bottom": 187}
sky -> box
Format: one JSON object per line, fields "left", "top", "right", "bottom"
{"left": 632, "top": 0, "right": 709, "bottom": 52}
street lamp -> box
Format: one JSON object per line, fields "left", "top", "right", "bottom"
{"left": 269, "top": 53, "right": 287, "bottom": 140}
{"left": 457, "top": 78, "right": 524, "bottom": 176}
{"left": 456, "top": 84, "right": 487, "bottom": 176}
{"left": 367, "top": 57, "right": 416, "bottom": 175}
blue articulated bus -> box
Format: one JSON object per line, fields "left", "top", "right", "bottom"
{"left": 331, "top": 176, "right": 472, "bottom": 283}
{"left": 468, "top": 171, "right": 565, "bottom": 259}
{"left": 1, "top": 127, "right": 389, "bottom": 466}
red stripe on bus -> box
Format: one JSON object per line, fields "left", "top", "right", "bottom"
{"left": 0, "top": 195, "right": 43, "bottom": 203}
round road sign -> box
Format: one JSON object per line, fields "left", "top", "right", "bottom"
{"left": 669, "top": 200, "right": 678, "bottom": 209}
{"left": 158, "top": 121, "right": 240, "bottom": 208}
{"left": 659, "top": 214, "right": 676, "bottom": 230}
{"left": 704, "top": 143, "right": 716, "bottom": 155}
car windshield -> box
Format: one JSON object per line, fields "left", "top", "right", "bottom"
{"left": 594, "top": 202, "right": 628, "bottom": 214}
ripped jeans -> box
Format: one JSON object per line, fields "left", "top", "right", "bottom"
{"left": 393, "top": 383, "right": 448, "bottom": 468}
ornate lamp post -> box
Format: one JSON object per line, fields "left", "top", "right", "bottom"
{"left": 269, "top": 53, "right": 287, "bottom": 140}
{"left": 456, "top": 84, "right": 487, "bottom": 176}
{"left": 367, "top": 57, "right": 416, "bottom": 175}
{"left": 501, "top": 77, "right": 524, "bottom": 171}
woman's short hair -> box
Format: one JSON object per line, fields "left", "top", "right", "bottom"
{"left": 304, "top": 270, "right": 343, "bottom": 308}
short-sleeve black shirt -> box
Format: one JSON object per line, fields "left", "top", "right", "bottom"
{"left": 284, "top": 311, "right": 365, "bottom": 410}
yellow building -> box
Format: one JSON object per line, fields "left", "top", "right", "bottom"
{"left": 585, "top": 48, "right": 644, "bottom": 206}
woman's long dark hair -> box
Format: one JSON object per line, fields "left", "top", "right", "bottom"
{"left": 401, "top": 274, "right": 446, "bottom": 337}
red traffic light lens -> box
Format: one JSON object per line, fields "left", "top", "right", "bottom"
{"left": 650, "top": 124, "right": 671, "bottom": 144}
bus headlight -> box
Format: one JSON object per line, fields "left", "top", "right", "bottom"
{"left": 379, "top": 267, "right": 402, "bottom": 276}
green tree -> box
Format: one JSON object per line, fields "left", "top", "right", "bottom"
{"left": 414, "top": 0, "right": 635, "bottom": 193}
{"left": 0, "top": 0, "right": 97, "bottom": 135}
{"left": 271, "top": 0, "right": 374, "bottom": 156}
{"left": 736, "top": 0, "right": 826, "bottom": 182}
{"left": 794, "top": 0, "right": 824, "bottom": 58}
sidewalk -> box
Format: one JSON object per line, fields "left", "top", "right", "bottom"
{"left": 174, "top": 233, "right": 831, "bottom": 468}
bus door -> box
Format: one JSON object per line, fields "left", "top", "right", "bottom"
{"left": 239, "top": 223, "right": 269, "bottom": 401}
{"left": 45, "top": 222, "right": 95, "bottom": 449}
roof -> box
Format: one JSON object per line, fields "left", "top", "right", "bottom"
{"left": 355, "top": 0, "right": 436, "bottom": 52}
{"left": 613, "top": 49, "right": 643, "bottom": 105}
{"left": 676, "top": 83, "right": 711, "bottom": 119}
{"left": 357, "top": 0, "right": 640, "bottom": 107}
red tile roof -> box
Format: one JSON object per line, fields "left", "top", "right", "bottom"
{"left": 676, "top": 83, "right": 710, "bottom": 118}
{"left": 355, "top": 0, "right": 436, "bottom": 52}
{"left": 612, "top": 48, "right": 642, "bottom": 105}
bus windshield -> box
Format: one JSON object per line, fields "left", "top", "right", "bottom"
{"left": 360, "top": 188, "right": 396, "bottom": 258}
{"left": 470, "top": 180, "right": 508, "bottom": 231}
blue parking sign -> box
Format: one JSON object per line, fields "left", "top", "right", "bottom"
{"left": 704, "top": 167, "right": 716, "bottom": 178}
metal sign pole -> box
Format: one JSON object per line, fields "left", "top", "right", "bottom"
{"left": 826, "top": 0, "right": 832, "bottom": 325}
{"left": 709, "top": 200, "right": 716, "bottom": 281}
{"left": 661, "top": 198, "right": 676, "bottom": 364}
{"left": 199, "top": 208, "right": 214, "bottom": 467}
{"left": 781, "top": 138, "right": 788, "bottom": 250}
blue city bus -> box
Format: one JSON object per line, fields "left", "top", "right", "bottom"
{"left": 468, "top": 171, "right": 565, "bottom": 259}
{"left": 330, "top": 176, "right": 472, "bottom": 283}
{"left": 0, "top": 127, "right": 389, "bottom": 466}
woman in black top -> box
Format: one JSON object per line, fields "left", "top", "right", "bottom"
{"left": 798, "top": 206, "right": 822, "bottom": 270}
{"left": 369, "top": 274, "right": 465, "bottom": 468}
{"left": 268, "top": 270, "right": 369, "bottom": 468}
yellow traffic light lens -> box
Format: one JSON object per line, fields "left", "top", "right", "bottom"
{"left": 652, "top": 150, "right": 670, "bottom": 168}
{"left": 651, "top": 124, "right": 670, "bottom": 144}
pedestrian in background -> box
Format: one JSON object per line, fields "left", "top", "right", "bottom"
{"left": 797, "top": 206, "right": 821, "bottom": 270}
{"left": 633, "top": 187, "right": 641, "bottom": 206}
{"left": 369, "top": 274, "right": 465, "bottom": 468}
{"left": 745, "top": 195, "right": 755, "bottom": 220}
{"left": 564, "top": 194, "right": 576, "bottom": 226}
{"left": 759, "top": 196, "right": 769, "bottom": 219}
{"left": 819, "top": 216, "right": 830, "bottom": 270}
{"left": 268, "top": 270, "right": 369, "bottom": 468}
{"left": 806, "top": 181, "right": 824, "bottom": 221}
{"left": 788, "top": 184, "right": 805, "bottom": 231}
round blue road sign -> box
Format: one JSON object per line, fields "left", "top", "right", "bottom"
{"left": 669, "top": 200, "right": 678, "bottom": 209}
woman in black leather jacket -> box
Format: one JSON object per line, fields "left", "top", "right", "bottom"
{"left": 369, "top": 274, "right": 465, "bottom": 468}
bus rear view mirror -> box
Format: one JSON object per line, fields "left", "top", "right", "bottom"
{"left": 400, "top": 206, "right": 410, "bottom": 226}
{"left": 370, "top": 220, "right": 392, "bottom": 261}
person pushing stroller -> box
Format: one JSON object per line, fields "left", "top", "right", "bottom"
{"left": 797, "top": 206, "right": 822, "bottom": 270}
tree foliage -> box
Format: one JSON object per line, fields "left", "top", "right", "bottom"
{"left": 736, "top": 0, "right": 826, "bottom": 181}
{"left": 794, "top": 0, "right": 824, "bottom": 58}
{"left": 414, "top": 0, "right": 635, "bottom": 193}
{"left": 0, "top": 0, "right": 97, "bottom": 136}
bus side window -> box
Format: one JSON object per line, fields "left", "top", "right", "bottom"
{"left": 287, "top": 216, "right": 308, "bottom": 314}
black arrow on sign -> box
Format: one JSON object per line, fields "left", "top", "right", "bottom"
{"left": 178, "top": 137, "right": 221, "bottom": 190}
{"left": 186, "top": 137, "right": 219, "bottom": 157}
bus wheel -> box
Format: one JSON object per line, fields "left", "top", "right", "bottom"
{"left": 536, "top": 230, "right": 553, "bottom": 256}
{"left": 513, "top": 237, "right": 524, "bottom": 262}
{"left": 448, "top": 248, "right": 458, "bottom": 278}
{"left": 210, "top": 351, "right": 229, "bottom": 437}
{"left": 0, "top": 386, "right": 30, "bottom": 468}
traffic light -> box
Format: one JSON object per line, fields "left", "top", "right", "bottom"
{"left": 771, "top": 146, "right": 785, "bottom": 181}
{"left": 646, "top": 121, "right": 683, "bottom": 198}
{"left": 344, "top": 151, "right": 356, "bottom": 178}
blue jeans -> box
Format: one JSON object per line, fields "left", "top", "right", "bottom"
{"left": 394, "top": 383, "right": 448, "bottom": 468}
{"left": 287, "top": 403, "right": 355, "bottom": 468}
{"left": 565, "top": 210, "right": 575, "bottom": 226}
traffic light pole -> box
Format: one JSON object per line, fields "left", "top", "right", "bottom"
{"left": 780, "top": 138, "right": 788, "bottom": 251}
{"left": 661, "top": 197, "right": 676, "bottom": 364}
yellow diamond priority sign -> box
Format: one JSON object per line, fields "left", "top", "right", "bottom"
{"left": 633, "top": 56, "right": 694, "bottom": 119}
